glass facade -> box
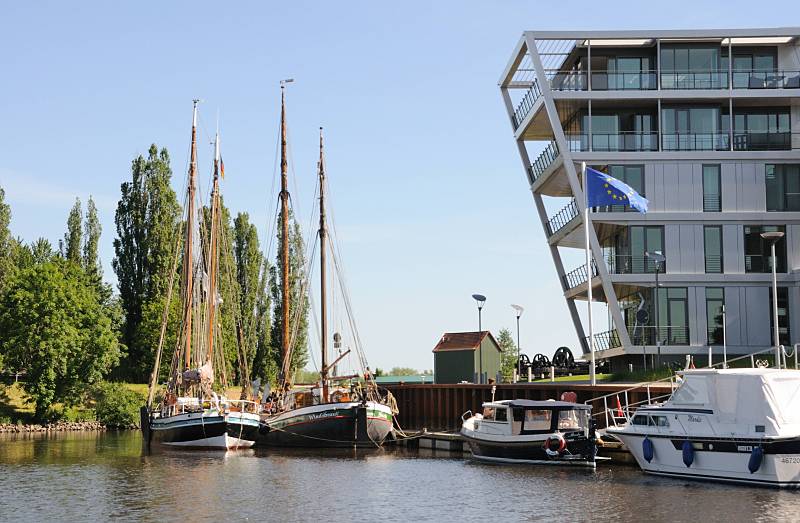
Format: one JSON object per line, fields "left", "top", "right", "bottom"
{"left": 702, "top": 164, "right": 721, "bottom": 211}
{"left": 661, "top": 106, "right": 728, "bottom": 150}
{"left": 768, "top": 287, "right": 791, "bottom": 347}
{"left": 706, "top": 288, "right": 725, "bottom": 345}
{"left": 657, "top": 287, "right": 689, "bottom": 345}
{"left": 766, "top": 164, "right": 800, "bottom": 212}
{"left": 592, "top": 165, "right": 644, "bottom": 211}
{"left": 660, "top": 45, "right": 726, "bottom": 89}
{"left": 704, "top": 226, "right": 723, "bottom": 273}
{"left": 733, "top": 109, "right": 791, "bottom": 150}
{"left": 611, "top": 225, "right": 664, "bottom": 274}
{"left": 744, "top": 225, "right": 786, "bottom": 273}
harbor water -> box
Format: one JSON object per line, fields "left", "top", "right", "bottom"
{"left": 1, "top": 431, "right": 798, "bottom": 522}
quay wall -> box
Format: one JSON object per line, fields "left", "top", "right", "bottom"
{"left": 383, "top": 382, "right": 672, "bottom": 432}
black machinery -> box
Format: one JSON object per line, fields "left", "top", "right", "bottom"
{"left": 516, "top": 346, "right": 608, "bottom": 380}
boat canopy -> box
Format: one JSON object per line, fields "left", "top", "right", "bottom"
{"left": 667, "top": 369, "right": 800, "bottom": 437}
{"left": 484, "top": 399, "right": 591, "bottom": 410}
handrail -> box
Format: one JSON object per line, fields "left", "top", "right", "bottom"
{"left": 562, "top": 260, "right": 598, "bottom": 290}
{"left": 546, "top": 198, "right": 578, "bottom": 236}
{"left": 733, "top": 70, "right": 800, "bottom": 89}
{"left": 662, "top": 132, "right": 730, "bottom": 151}
{"left": 529, "top": 140, "right": 560, "bottom": 183}
{"left": 585, "top": 329, "right": 622, "bottom": 351}
{"left": 512, "top": 79, "right": 542, "bottom": 129}
{"left": 564, "top": 132, "right": 658, "bottom": 152}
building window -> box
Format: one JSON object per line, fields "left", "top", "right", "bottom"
{"left": 733, "top": 110, "right": 791, "bottom": 150}
{"left": 704, "top": 226, "right": 723, "bottom": 273}
{"left": 656, "top": 287, "right": 689, "bottom": 345}
{"left": 611, "top": 225, "right": 664, "bottom": 274}
{"left": 660, "top": 45, "right": 725, "bottom": 89}
{"left": 706, "top": 288, "right": 725, "bottom": 345}
{"left": 744, "top": 225, "right": 786, "bottom": 273}
{"left": 592, "top": 165, "right": 645, "bottom": 211}
{"left": 766, "top": 164, "right": 800, "bottom": 212}
{"left": 661, "top": 106, "right": 728, "bottom": 151}
{"left": 702, "top": 165, "right": 721, "bottom": 211}
{"left": 768, "top": 287, "right": 791, "bottom": 347}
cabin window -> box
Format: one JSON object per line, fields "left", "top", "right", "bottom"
{"left": 632, "top": 415, "right": 648, "bottom": 425}
{"left": 653, "top": 416, "right": 669, "bottom": 427}
{"left": 524, "top": 409, "right": 552, "bottom": 431}
{"left": 494, "top": 408, "right": 508, "bottom": 423}
{"left": 558, "top": 410, "right": 580, "bottom": 430}
{"left": 482, "top": 407, "right": 495, "bottom": 421}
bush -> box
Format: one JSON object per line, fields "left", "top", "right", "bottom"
{"left": 92, "top": 382, "right": 145, "bottom": 427}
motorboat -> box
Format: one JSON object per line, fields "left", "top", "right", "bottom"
{"left": 606, "top": 368, "right": 800, "bottom": 487}
{"left": 460, "top": 399, "right": 598, "bottom": 467}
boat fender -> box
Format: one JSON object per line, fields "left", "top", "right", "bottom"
{"left": 543, "top": 434, "right": 566, "bottom": 457}
{"left": 642, "top": 437, "right": 654, "bottom": 463}
{"left": 748, "top": 446, "right": 763, "bottom": 474}
{"left": 682, "top": 440, "right": 694, "bottom": 467}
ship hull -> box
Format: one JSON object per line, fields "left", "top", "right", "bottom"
{"left": 257, "top": 401, "right": 394, "bottom": 448}
{"left": 149, "top": 411, "right": 260, "bottom": 450}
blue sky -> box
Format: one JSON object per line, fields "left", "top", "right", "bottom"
{"left": 0, "top": 1, "right": 794, "bottom": 372}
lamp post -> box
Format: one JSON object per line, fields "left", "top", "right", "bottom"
{"left": 472, "top": 294, "right": 486, "bottom": 383}
{"left": 761, "top": 231, "right": 784, "bottom": 369}
{"left": 511, "top": 304, "right": 524, "bottom": 382}
{"left": 645, "top": 250, "right": 666, "bottom": 368}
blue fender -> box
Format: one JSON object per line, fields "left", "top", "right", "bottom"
{"left": 642, "top": 436, "right": 654, "bottom": 463}
{"left": 748, "top": 446, "right": 764, "bottom": 474}
{"left": 682, "top": 440, "right": 694, "bottom": 467}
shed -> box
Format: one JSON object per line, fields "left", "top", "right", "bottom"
{"left": 432, "top": 331, "right": 502, "bottom": 384}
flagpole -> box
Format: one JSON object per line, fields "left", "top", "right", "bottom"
{"left": 584, "top": 162, "right": 596, "bottom": 386}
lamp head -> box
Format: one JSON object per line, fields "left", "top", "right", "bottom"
{"left": 472, "top": 294, "right": 486, "bottom": 308}
{"left": 760, "top": 231, "right": 785, "bottom": 242}
{"left": 511, "top": 304, "right": 524, "bottom": 317}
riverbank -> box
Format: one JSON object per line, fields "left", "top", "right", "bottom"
{"left": 0, "top": 421, "right": 139, "bottom": 433}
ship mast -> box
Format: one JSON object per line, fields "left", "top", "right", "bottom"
{"left": 183, "top": 100, "right": 199, "bottom": 372}
{"left": 206, "top": 130, "right": 221, "bottom": 365}
{"left": 279, "top": 83, "right": 291, "bottom": 385}
{"left": 318, "top": 128, "right": 329, "bottom": 402}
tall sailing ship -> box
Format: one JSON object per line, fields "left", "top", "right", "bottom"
{"left": 256, "top": 84, "right": 396, "bottom": 448}
{"left": 141, "top": 101, "right": 260, "bottom": 450}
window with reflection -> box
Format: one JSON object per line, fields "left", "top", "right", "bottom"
{"left": 769, "top": 287, "right": 791, "bottom": 347}
{"left": 733, "top": 109, "right": 790, "bottom": 150}
{"left": 743, "top": 225, "right": 786, "bottom": 273}
{"left": 706, "top": 287, "right": 725, "bottom": 345}
{"left": 702, "top": 165, "right": 722, "bottom": 212}
{"left": 704, "top": 226, "right": 723, "bottom": 273}
{"left": 661, "top": 45, "right": 725, "bottom": 89}
{"left": 766, "top": 164, "right": 800, "bottom": 211}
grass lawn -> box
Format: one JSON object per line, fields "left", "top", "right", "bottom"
{"left": 531, "top": 374, "right": 614, "bottom": 383}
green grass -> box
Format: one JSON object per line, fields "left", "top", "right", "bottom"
{"left": 530, "top": 373, "right": 614, "bottom": 383}
{"left": 0, "top": 382, "right": 36, "bottom": 424}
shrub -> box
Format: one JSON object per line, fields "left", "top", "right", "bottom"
{"left": 93, "top": 382, "right": 145, "bottom": 427}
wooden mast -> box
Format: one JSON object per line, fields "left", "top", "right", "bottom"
{"left": 183, "top": 100, "right": 199, "bottom": 372}
{"left": 279, "top": 84, "right": 291, "bottom": 385}
{"left": 206, "top": 131, "right": 221, "bottom": 365}
{"left": 318, "top": 128, "right": 329, "bottom": 402}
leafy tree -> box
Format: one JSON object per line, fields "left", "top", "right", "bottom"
{"left": 92, "top": 382, "right": 145, "bottom": 427}
{"left": 0, "top": 260, "right": 121, "bottom": 419}
{"left": 83, "top": 196, "right": 102, "bottom": 278}
{"left": 389, "top": 367, "right": 421, "bottom": 376}
{"left": 233, "top": 213, "right": 264, "bottom": 374}
{"left": 0, "top": 187, "right": 11, "bottom": 290}
{"left": 112, "top": 145, "right": 180, "bottom": 382}
{"left": 251, "top": 259, "right": 274, "bottom": 385}
{"left": 30, "top": 238, "right": 56, "bottom": 265}
{"left": 63, "top": 198, "right": 83, "bottom": 264}
{"left": 269, "top": 213, "right": 309, "bottom": 382}
{"left": 496, "top": 328, "right": 518, "bottom": 383}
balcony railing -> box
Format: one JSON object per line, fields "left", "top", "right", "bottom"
{"left": 733, "top": 132, "right": 799, "bottom": 151}
{"left": 529, "top": 140, "right": 560, "bottom": 183}
{"left": 704, "top": 254, "right": 722, "bottom": 274}
{"left": 590, "top": 70, "right": 657, "bottom": 90}
{"left": 512, "top": 79, "right": 542, "bottom": 129}
{"left": 586, "top": 329, "right": 622, "bottom": 351}
{"left": 606, "top": 254, "right": 663, "bottom": 275}
{"left": 745, "top": 254, "right": 786, "bottom": 273}
{"left": 733, "top": 70, "right": 800, "bottom": 89}
{"left": 563, "top": 260, "right": 598, "bottom": 290}
{"left": 661, "top": 70, "right": 728, "bottom": 89}
{"left": 564, "top": 132, "right": 659, "bottom": 152}
{"left": 546, "top": 199, "right": 579, "bottom": 237}
{"left": 661, "top": 133, "right": 730, "bottom": 151}
{"left": 549, "top": 70, "right": 587, "bottom": 91}
{"left": 630, "top": 326, "right": 690, "bottom": 346}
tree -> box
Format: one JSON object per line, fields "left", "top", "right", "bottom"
{"left": 112, "top": 145, "right": 181, "bottom": 382}
{"left": 63, "top": 198, "right": 83, "bottom": 264}
{"left": 269, "top": 213, "right": 309, "bottom": 382}
{"left": 83, "top": 196, "right": 102, "bottom": 278}
{"left": 0, "top": 187, "right": 12, "bottom": 290}
{"left": 250, "top": 259, "right": 274, "bottom": 385}
{"left": 388, "top": 367, "right": 421, "bottom": 376}
{"left": 496, "top": 328, "right": 517, "bottom": 383}
{"left": 30, "top": 238, "right": 56, "bottom": 265}
{"left": 0, "top": 260, "right": 121, "bottom": 419}
{"left": 233, "top": 212, "right": 264, "bottom": 374}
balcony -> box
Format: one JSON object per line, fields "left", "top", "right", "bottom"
{"left": 565, "top": 132, "right": 659, "bottom": 152}
{"left": 660, "top": 70, "right": 728, "bottom": 90}
{"left": 546, "top": 199, "right": 579, "bottom": 237}
{"left": 661, "top": 133, "right": 730, "bottom": 151}
{"left": 630, "top": 325, "right": 690, "bottom": 346}
{"left": 528, "top": 140, "right": 560, "bottom": 183}
{"left": 563, "top": 260, "right": 598, "bottom": 291}
{"left": 512, "top": 79, "right": 543, "bottom": 129}
{"left": 733, "top": 132, "right": 800, "bottom": 151}
{"left": 586, "top": 329, "right": 622, "bottom": 351}
{"left": 591, "top": 70, "right": 657, "bottom": 90}
{"left": 733, "top": 70, "right": 800, "bottom": 90}
{"left": 606, "top": 254, "right": 662, "bottom": 275}
{"left": 549, "top": 70, "right": 587, "bottom": 91}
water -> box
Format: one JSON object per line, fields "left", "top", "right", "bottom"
{"left": 0, "top": 432, "right": 798, "bottom": 522}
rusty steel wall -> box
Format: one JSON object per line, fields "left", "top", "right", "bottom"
{"left": 384, "top": 383, "right": 671, "bottom": 432}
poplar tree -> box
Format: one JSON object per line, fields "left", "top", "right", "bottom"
{"left": 251, "top": 259, "right": 273, "bottom": 385}
{"left": 112, "top": 145, "right": 181, "bottom": 382}
{"left": 83, "top": 196, "right": 102, "bottom": 277}
{"left": 233, "top": 212, "right": 264, "bottom": 373}
{"left": 64, "top": 198, "right": 83, "bottom": 264}
{"left": 0, "top": 187, "right": 12, "bottom": 290}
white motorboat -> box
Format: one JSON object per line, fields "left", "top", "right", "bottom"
{"left": 461, "top": 400, "right": 598, "bottom": 467}
{"left": 606, "top": 368, "right": 800, "bottom": 488}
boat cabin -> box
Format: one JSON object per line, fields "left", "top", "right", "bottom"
{"left": 477, "top": 400, "right": 592, "bottom": 437}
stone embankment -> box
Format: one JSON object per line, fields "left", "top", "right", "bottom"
{"left": 0, "top": 421, "right": 139, "bottom": 433}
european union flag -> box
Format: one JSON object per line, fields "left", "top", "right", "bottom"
{"left": 586, "top": 166, "right": 649, "bottom": 213}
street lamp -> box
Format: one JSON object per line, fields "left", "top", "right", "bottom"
{"left": 511, "top": 304, "right": 524, "bottom": 382}
{"left": 645, "top": 250, "right": 666, "bottom": 368}
{"left": 472, "top": 294, "right": 486, "bottom": 383}
{"left": 761, "top": 230, "right": 785, "bottom": 369}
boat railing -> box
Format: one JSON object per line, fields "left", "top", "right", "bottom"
{"left": 588, "top": 345, "right": 797, "bottom": 429}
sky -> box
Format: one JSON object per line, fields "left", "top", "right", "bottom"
{"left": 0, "top": 0, "right": 795, "bottom": 372}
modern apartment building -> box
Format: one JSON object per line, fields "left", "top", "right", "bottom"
{"left": 500, "top": 28, "right": 800, "bottom": 370}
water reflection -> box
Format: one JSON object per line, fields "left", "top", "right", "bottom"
{"left": 1, "top": 432, "right": 799, "bottom": 522}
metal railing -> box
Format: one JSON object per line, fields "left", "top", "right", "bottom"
{"left": 703, "top": 193, "right": 721, "bottom": 212}
{"left": 590, "top": 70, "right": 657, "bottom": 90}
{"left": 606, "top": 254, "right": 662, "bottom": 275}
{"left": 512, "top": 79, "right": 542, "bottom": 129}
{"left": 548, "top": 70, "right": 587, "bottom": 91}
{"left": 704, "top": 254, "right": 722, "bottom": 273}
{"left": 546, "top": 198, "right": 579, "bottom": 237}
{"left": 733, "top": 70, "right": 800, "bottom": 89}
{"left": 528, "top": 140, "right": 560, "bottom": 183}
{"left": 563, "top": 260, "right": 598, "bottom": 290}
{"left": 586, "top": 329, "right": 622, "bottom": 351}
{"left": 564, "top": 132, "right": 659, "bottom": 152}
{"left": 629, "top": 325, "right": 690, "bottom": 346}
{"left": 660, "top": 70, "right": 728, "bottom": 89}
{"left": 661, "top": 132, "right": 730, "bottom": 151}
{"left": 733, "top": 131, "right": 799, "bottom": 151}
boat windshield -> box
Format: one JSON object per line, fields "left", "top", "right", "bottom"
{"left": 524, "top": 409, "right": 552, "bottom": 431}
{"left": 557, "top": 409, "right": 587, "bottom": 431}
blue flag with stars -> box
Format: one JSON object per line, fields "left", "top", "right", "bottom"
{"left": 586, "top": 166, "right": 649, "bottom": 213}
